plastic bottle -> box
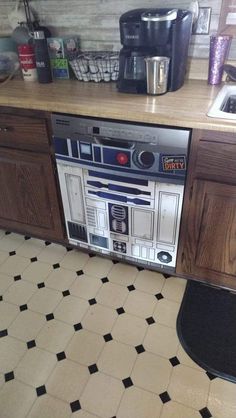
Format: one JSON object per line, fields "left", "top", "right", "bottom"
{"left": 18, "top": 44, "right": 37, "bottom": 81}
{"left": 34, "top": 30, "right": 52, "bottom": 83}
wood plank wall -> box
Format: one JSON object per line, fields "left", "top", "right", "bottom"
{"left": 0, "top": 0, "right": 235, "bottom": 59}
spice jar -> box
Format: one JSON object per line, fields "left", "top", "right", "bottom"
{"left": 18, "top": 44, "right": 37, "bottom": 81}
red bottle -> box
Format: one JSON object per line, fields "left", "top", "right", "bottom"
{"left": 18, "top": 44, "right": 37, "bottom": 81}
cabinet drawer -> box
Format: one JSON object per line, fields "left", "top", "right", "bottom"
{"left": 195, "top": 141, "right": 236, "bottom": 184}
{"left": 197, "top": 129, "right": 236, "bottom": 145}
{"left": 0, "top": 114, "right": 50, "bottom": 151}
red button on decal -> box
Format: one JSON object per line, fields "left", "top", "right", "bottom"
{"left": 116, "top": 152, "right": 128, "bottom": 165}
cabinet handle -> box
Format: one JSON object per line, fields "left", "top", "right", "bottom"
{"left": 189, "top": 185, "right": 193, "bottom": 201}
{"left": 0, "top": 127, "right": 11, "bottom": 132}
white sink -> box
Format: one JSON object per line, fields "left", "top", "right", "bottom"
{"left": 207, "top": 85, "right": 236, "bottom": 120}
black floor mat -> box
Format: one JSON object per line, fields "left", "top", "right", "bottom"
{"left": 177, "top": 280, "right": 236, "bottom": 383}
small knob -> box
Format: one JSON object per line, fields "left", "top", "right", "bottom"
{"left": 134, "top": 150, "right": 155, "bottom": 169}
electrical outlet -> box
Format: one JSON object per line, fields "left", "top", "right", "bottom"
{"left": 193, "top": 7, "right": 212, "bottom": 35}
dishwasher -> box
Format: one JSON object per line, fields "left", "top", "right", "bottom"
{"left": 52, "top": 114, "right": 191, "bottom": 273}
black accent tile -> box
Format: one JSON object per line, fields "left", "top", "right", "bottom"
{"left": 0, "top": 296, "right": 2, "bottom": 302}
{"left": 45, "top": 241, "right": 51, "bottom": 246}
{"left": 37, "top": 282, "right": 45, "bottom": 289}
{"left": 101, "top": 277, "right": 109, "bottom": 283}
{"left": 46, "top": 313, "right": 54, "bottom": 321}
{"left": 159, "top": 391, "right": 171, "bottom": 404}
{"left": 137, "top": 266, "right": 144, "bottom": 271}
{"left": 66, "top": 246, "right": 73, "bottom": 252}
{"left": 53, "top": 263, "right": 60, "bottom": 269}
{"left": 89, "top": 253, "right": 96, "bottom": 258}
{"left": 70, "top": 400, "right": 81, "bottom": 413}
{"left": 88, "top": 298, "right": 97, "bottom": 305}
{"left": 163, "top": 274, "right": 171, "bottom": 279}
{"left": 14, "top": 275, "right": 21, "bottom": 281}
{"left": 9, "top": 251, "right": 16, "bottom": 256}
{"left": 24, "top": 236, "right": 31, "bottom": 240}
{"left": 20, "top": 304, "right": 28, "bottom": 312}
{"left": 27, "top": 340, "right": 36, "bottom": 349}
{"left": 30, "top": 257, "right": 38, "bottom": 263}
{"left": 169, "top": 356, "right": 180, "bottom": 367}
{"left": 4, "top": 371, "right": 14, "bottom": 382}
{"left": 112, "top": 259, "right": 119, "bottom": 264}
{"left": 103, "top": 333, "right": 113, "bottom": 342}
{"left": 88, "top": 363, "right": 98, "bottom": 374}
{"left": 76, "top": 270, "right": 84, "bottom": 276}
{"left": 5, "top": 231, "right": 11, "bottom": 235}
{"left": 36, "top": 385, "right": 46, "bottom": 397}
{"left": 57, "top": 351, "right": 66, "bottom": 361}
{"left": 146, "top": 316, "right": 155, "bottom": 325}
{"left": 122, "top": 377, "right": 133, "bottom": 388}
{"left": 199, "top": 407, "right": 212, "bottom": 418}
{"left": 62, "top": 290, "right": 70, "bottom": 297}
{"left": 74, "top": 323, "right": 83, "bottom": 332}
{"left": 155, "top": 293, "right": 164, "bottom": 300}
{"left": 127, "top": 285, "right": 135, "bottom": 292}
{"left": 116, "top": 307, "right": 125, "bottom": 315}
{"left": 135, "top": 344, "right": 145, "bottom": 354}
{"left": 0, "top": 329, "right": 8, "bottom": 338}
{"left": 206, "top": 371, "right": 217, "bottom": 380}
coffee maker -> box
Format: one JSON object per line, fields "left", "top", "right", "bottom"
{"left": 117, "top": 8, "right": 192, "bottom": 94}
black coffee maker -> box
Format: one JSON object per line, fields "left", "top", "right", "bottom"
{"left": 117, "top": 8, "right": 192, "bottom": 94}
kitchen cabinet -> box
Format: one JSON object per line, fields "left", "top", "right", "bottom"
{"left": 177, "top": 129, "right": 236, "bottom": 290}
{"left": 0, "top": 108, "right": 64, "bottom": 241}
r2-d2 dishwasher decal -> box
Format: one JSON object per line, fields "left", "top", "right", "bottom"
{"left": 52, "top": 114, "right": 190, "bottom": 272}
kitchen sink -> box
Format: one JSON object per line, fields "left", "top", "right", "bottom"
{"left": 207, "top": 85, "right": 236, "bottom": 120}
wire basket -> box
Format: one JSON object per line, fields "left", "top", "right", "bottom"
{"left": 69, "top": 51, "right": 119, "bottom": 82}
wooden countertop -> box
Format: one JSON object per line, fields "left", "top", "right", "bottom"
{"left": 0, "top": 78, "right": 236, "bottom": 132}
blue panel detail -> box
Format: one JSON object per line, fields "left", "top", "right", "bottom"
{"left": 71, "top": 140, "right": 79, "bottom": 158}
{"left": 55, "top": 155, "right": 185, "bottom": 182}
{"left": 54, "top": 137, "right": 68, "bottom": 156}
{"left": 94, "top": 146, "right": 101, "bottom": 162}
{"left": 88, "top": 171, "right": 148, "bottom": 186}
{"left": 88, "top": 190, "right": 150, "bottom": 205}
{"left": 103, "top": 148, "right": 130, "bottom": 167}
{"left": 89, "top": 234, "right": 108, "bottom": 248}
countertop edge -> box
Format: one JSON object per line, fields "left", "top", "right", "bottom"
{"left": 0, "top": 79, "right": 236, "bottom": 133}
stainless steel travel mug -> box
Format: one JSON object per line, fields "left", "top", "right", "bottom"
{"left": 145, "top": 56, "right": 170, "bottom": 95}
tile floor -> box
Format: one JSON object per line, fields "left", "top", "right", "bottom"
{"left": 0, "top": 230, "right": 235, "bottom": 418}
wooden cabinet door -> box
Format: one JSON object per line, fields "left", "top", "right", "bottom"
{"left": 0, "top": 148, "right": 64, "bottom": 241}
{"left": 177, "top": 179, "right": 236, "bottom": 289}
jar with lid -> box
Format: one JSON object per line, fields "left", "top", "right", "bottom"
{"left": 18, "top": 44, "right": 37, "bottom": 81}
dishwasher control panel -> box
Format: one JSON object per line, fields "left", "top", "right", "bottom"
{"left": 52, "top": 114, "right": 190, "bottom": 183}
